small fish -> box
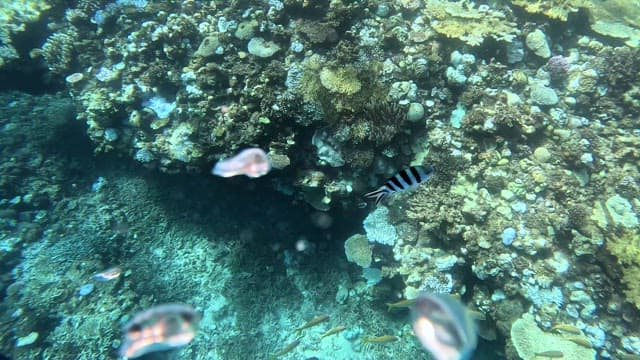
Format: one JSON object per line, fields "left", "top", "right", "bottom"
{"left": 271, "top": 338, "right": 300, "bottom": 359}
{"left": 386, "top": 299, "right": 417, "bottom": 312}
{"left": 411, "top": 292, "right": 477, "bottom": 360}
{"left": 211, "top": 148, "right": 271, "bottom": 178}
{"left": 364, "top": 165, "right": 434, "bottom": 206}
{"left": 92, "top": 266, "right": 122, "bottom": 281}
{"left": 550, "top": 323, "right": 582, "bottom": 335}
{"left": 120, "top": 303, "right": 199, "bottom": 359}
{"left": 564, "top": 335, "right": 593, "bottom": 348}
{"left": 295, "top": 314, "right": 330, "bottom": 334}
{"left": 320, "top": 325, "right": 346, "bottom": 339}
{"left": 362, "top": 335, "right": 399, "bottom": 344}
{"left": 534, "top": 350, "right": 564, "bottom": 358}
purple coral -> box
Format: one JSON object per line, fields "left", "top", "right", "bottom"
{"left": 546, "top": 55, "right": 571, "bottom": 81}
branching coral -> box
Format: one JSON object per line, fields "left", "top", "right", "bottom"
{"left": 41, "top": 30, "right": 78, "bottom": 74}
{"left": 422, "top": 0, "right": 519, "bottom": 46}
{"left": 319, "top": 67, "right": 362, "bottom": 95}
{"left": 405, "top": 154, "right": 467, "bottom": 231}
{"left": 361, "top": 100, "right": 405, "bottom": 146}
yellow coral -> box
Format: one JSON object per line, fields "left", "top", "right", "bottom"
{"left": 0, "top": 1, "right": 51, "bottom": 29}
{"left": 606, "top": 230, "right": 640, "bottom": 309}
{"left": 508, "top": 0, "right": 588, "bottom": 21}
{"left": 422, "top": 0, "right": 519, "bottom": 46}
{"left": 319, "top": 67, "right": 362, "bottom": 95}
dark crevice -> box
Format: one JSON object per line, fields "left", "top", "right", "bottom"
{"left": 0, "top": 12, "right": 65, "bottom": 94}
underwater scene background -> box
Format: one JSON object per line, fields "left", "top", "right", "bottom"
{"left": 1, "top": 0, "right": 640, "bottom": 359}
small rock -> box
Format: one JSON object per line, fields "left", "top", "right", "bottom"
{"left": 525, "top": 29, "right": 551, "bottom": 58}
{"left": 194, "top": 36, "right": 220, "bottom": 58}
{"left": 500, "top": 189, "right": 515, "bottom": 201}
{"left": 247, "top": 37, "right": 280, "bottom": 58}
{"left": 16, "top": 332, "right": 38, "bottom": 347}
{"left": 501, "top": 227, "right": 517, "bottom": 246}
{"left": 406, "top": 102, "right": 424, "bottom": 122}
{"left": 530, "top": 84, "right": 559, "bottom": 105}
{"left": 78, "top": 283, "right": 95, "bottom": 297}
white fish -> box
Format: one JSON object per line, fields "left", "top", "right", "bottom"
{"left": 211, "top": 148, "right": 271, "bottom": 178}
{"left": 92, "top": 266, "right": 122, "bottom": 281}
{"left": 411, "top": 292, "right": 477, "bottom": 360}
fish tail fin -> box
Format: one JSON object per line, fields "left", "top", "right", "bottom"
{"left": 364, "top": 188, "right": 383, "bottom": 199}
{"left": 374, "top": 192, "right": 388, "bottom": 206}
{"left": 386, "top": 303, "right": 392, "bottom": 312}
{"left": 364, "top": 188, "right": 388, "bottom": 206}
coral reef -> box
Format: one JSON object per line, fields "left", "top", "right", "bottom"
{"left": 0, "top": 0, "right": 52, "bottom": 68}
{"left": 2, "top": 0, "right": 640, "bottom": 359}
{"left": 41, "top": 30, "right": 77, "bottom": 74}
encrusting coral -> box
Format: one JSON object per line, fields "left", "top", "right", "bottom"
{"left": 605, "top": 230, "right": 640, "bottom": 310}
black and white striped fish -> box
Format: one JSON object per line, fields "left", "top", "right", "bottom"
{"left": 364, "top": 165, "right": 434, "bottom": 206}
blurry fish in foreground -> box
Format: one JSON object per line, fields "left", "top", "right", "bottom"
{"left": 120, "top": 303, "right": 199, "bottom": 359}
{"left": 211, "top": 147, "right": 271, "bottom": 178}
{"left": 411, "top": 292, "right": 477, "bottom": 360}
{"left": 92, "top": 266, "right": 122, "bottom": 281}
{"left": 365, "top": 165, "right": 434, "bottom": 206}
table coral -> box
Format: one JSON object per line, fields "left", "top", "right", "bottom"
{"left": 585, "top": 0, "right": 640, "bottom": 47}
{"left": 422, "top": 0, "right": 519, "bottom": 46}
{"left": 508, "top": 0, "right": 588, "bottom": 21}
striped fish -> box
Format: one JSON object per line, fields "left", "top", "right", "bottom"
{"left": 364, "top": 165, "right": 434, "bottom": 206}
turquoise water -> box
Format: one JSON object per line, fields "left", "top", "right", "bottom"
{"left": 1, "top": 1, "right": 640, "bottom": 359}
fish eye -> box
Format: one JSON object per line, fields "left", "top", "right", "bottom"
{"left": 180, "top": 312, "right": 196, "bottom": 323}
{"left": 127, "top": 323, "right": 143, "bottom": 333}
